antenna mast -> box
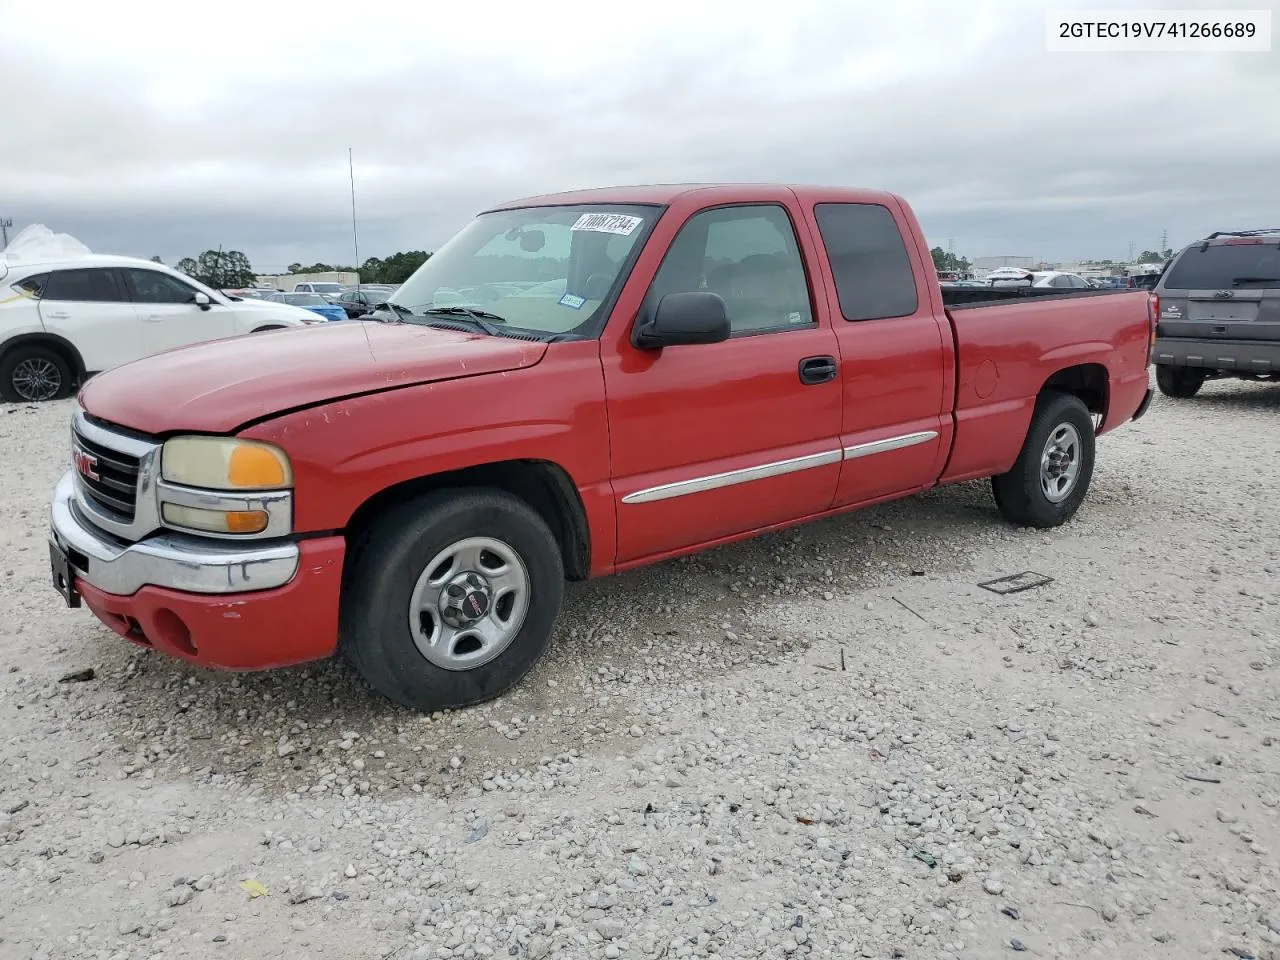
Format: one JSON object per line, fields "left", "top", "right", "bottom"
{"left": 349, "top": 148, "right": 361, "bottom": 292}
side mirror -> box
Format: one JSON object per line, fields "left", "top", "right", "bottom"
{"left": 632, "top": 291, "right": 731, "bottom": 350}
{"left": 193, "top": 292, "right": 211, "bottom": 311}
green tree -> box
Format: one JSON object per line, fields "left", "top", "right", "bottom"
{"left": 174, "top": 250, "right": 256, "bottom": 287}
{"left": 1137, "top": 249, "right": 1173, "bottom": 264}
{"left": 929, "top": 246, "right": 972, "bottom": 275}
{"left": 290, "top": 262, "right": 354, "bottom": 275}
{"left": 150, "top": 255, "right": 164, "bottom": 264}
{"left": 192, "top": 250, "right": 255, "bottom": 288}
{"left": 360, "top": 251, "right": 431, "bottom": 285}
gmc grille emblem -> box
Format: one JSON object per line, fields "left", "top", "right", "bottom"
{"left": 72, "top": 448, "right": 99, "bottom": 482}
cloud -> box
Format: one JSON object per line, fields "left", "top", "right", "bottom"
{"left": 1, "top": 0, "right": 1276, "bottom": 270}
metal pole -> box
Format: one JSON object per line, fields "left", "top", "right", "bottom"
{"left": 349, "top": 148, "right": 360, "bottom": 292}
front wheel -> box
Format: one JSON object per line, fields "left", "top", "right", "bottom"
{"left": 339, "top": 488, "right": 565, "bottom": 712}
{"left": 991, "top": 392, "right": 1096, "bottom": 528}
{"left": 0, "top": 345, "right": 74, "bottom": 403}
{"left": 1155, "top": 365, "right": 1205, "bottom": 399}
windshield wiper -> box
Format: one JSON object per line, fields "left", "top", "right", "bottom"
{"left": 1231, "top": 276, "right": 1280, "bottom": 286}
{"left": 375, "top": 301, "right": 414, "bottom": 322}
{"left": 422, "top": 306, "right": 508, "bottom": 324}
{"left": 424, "top": 316, "right": 502, "bottom": 337}
{"left": 419, "top": 307, "right": 509, "bottom": 337}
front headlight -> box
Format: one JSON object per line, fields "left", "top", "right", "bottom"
{"left": 161, "top": 437, "right": 293, "bottom": 491}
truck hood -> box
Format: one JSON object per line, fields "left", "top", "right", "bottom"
{"left": 78, "top": 321, "right": 548, "bottom": 435}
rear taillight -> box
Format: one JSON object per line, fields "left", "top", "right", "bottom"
{"left": 1147, "top": 293, "right": 1159, "bottom": 360}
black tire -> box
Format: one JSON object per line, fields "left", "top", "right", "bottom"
{"left": 339, "top": 488, "right": 564, "bottom": 712}
{"left": 0, "top": 344, "right": 74, "bottom": 403}
{"left": 1155, "top": 364, "right": 1205, "bottom": 399}
{"left": 991, "top": 392, "right": 1096, "bottom": 528}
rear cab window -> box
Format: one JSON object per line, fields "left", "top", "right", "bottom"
{"left": 811, "top": 203, "right": 919, "bottom": 321}
{"left": 1162, "top": 242, "right": 1280, "bottom": 291}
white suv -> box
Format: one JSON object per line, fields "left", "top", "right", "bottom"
{"left": 0, "top": 254, "right": 322, "bottom": 402}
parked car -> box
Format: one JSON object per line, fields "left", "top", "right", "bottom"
{"left": 1150, "top": 228, "right": 1280, "bottom": 398}
{"left": 293, "top": 281, "right": 345, "bottom": 297}
{"left": 47, "top": 183, "right": 1155, "bottom": 712}
{"left": 0, "top": 254, "right": 321, "bottom": 402}
{"left": 334, "top": 287, "right": 393, "bottom": 317}
{"left": 222, "top": 288, "right": 277, "bottom": 301}
{"left": 272, "top": 292, "right": 348, "bottom": 322}
{"left": 990, "top": 270, "right": 1092, "bottom": 290}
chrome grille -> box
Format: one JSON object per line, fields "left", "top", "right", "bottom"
{"left": 72, "top": 426, "right": 141, "bottom": 521}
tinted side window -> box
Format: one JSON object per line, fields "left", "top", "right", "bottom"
{"left": 15, "top": 273, "right": 50, "bottom": 298}
{"left": 648, "top": 204, "right": 814, "bottom": 335}
{"left": 813, "top": 203, "right": 918, "bottom": 321}
{"left": 125, "top": 268, "right": 200, "bottom": 304}
{"left": 1163, "top": 244, "right": 1280, "bottom": 290}
{"left": 44, "top": 269, "right": 126, "bottom": 303}
{"left": 1050, "top": 275, "right": 1072, "bottom": 288}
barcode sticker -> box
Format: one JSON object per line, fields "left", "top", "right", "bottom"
{"left": 571, "top": 213, "right": 643, "bottom": 236}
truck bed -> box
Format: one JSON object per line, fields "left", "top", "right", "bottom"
{"left": 941, "top": 286, "right": 1133, "bottom": 308}
{"left": 938, "top": 288, "right": 1154, "bottom": 484}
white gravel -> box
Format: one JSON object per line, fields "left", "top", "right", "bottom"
{"left": 2, "top": 377, "right": 1278, "bottom": 960}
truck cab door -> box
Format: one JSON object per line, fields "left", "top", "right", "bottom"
{"left": 601, "top": 198, "right": 843, "bottom": 565}
{"left": 801, "top": 199, "right": 953, "bottom": 507}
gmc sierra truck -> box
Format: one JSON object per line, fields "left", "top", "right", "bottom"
{"left": 48, "top": 184, "right": 1156, "bottom": 712}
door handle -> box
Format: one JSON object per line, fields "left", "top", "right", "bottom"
{"left": 798, "top": 355, "right": 837, "bottom": 385}
{"left": 143, "top": 315, "right": 165, "bottom": 323}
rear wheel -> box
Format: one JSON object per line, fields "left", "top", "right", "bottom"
{"left": 0, "top": 345, "right": 74, "bottom": 403}
{"left": 1155, "top": 365, "right": 1205, "bottom": 399}
{"left": 991, "top": 392, "right": 1095, "bottom": 528}
{"left": 339, "top": 488, "right": 564, "bottom": 712}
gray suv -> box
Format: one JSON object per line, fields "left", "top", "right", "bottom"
{"left": 1151, "top": 229, "right": 1280, "bottom": 398}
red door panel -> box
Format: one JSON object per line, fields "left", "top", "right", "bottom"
{"left": 599, "top": 194, "right": 844, "bottom": 566}
{"left": 604, "top": 328, "right": 842, "bottom": 562}
{"left": 795, "top": 194, "right": 953, "bottom": 507}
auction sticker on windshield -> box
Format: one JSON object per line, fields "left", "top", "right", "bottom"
{"left": 571, "top": 213, "right": 643, "bottom": 236}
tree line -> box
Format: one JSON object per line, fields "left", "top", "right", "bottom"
{"left": 156, "top": 249, "right": 434, "bottom": 288}
{"left": 930, "top": 247, "right": 972, "bottom": 275}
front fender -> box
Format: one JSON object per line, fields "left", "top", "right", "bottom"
{"left": 237, "top": 342, "right": 613, "bottom": 535}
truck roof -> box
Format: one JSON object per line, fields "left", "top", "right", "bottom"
{"left": 486, "top": 183, "right": 904, "bottom": 211}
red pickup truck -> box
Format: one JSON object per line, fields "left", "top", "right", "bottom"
{"left": 48, "top": 184, "right": 1155, "bottom": 711}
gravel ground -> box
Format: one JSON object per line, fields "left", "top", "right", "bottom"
{"left": 2, "top": 378, "right": 1278, "bottom": 960}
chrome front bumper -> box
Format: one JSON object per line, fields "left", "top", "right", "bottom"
{"left": 49, "top": 471, "right": 300, "bottom": 596}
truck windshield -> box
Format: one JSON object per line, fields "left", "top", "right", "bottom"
{"left": 1163, "top": 244, "right": 1280, "bottom": 290}
{"left": 388, "top": 204, "right": 658, "bottom": 336}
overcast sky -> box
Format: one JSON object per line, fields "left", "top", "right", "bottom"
{"left": 2, "top": 0, "right": 1277, "bottom": 271}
